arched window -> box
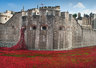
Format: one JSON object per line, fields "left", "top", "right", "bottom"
{"left": 30, "top": 25, "right": 37, "bottom": 30}
{"left": 5, "top": 18, "right": 7, "bottom": 20}
{"left": 42, "top": 26, "right": 47, "bottom": 30}
{"left": 59, "top": 26, "right": 65, "bottom": 31}
{"left": 59, "top": 27, "right": 62, "bottom": 30}
{"left": 12, "top": 26, "right": 14, "bottom": 28}
{"left": 32, "top": 26, "right": 36, "bottom": 30}
{"left": 41, "top": 25, "right": 48, "bottom": 30}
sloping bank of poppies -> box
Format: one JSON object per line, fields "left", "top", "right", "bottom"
{"left": 0, "top": 27, "right": 26, "bottom": 50}
{"left": 0, "top": 46, "right": 96, "bottom": 68}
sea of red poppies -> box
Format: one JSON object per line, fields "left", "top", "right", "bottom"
{"left": 0, "top": 46, "right": 96, "bottom": 68}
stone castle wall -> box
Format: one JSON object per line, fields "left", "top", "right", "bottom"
{"left": 0, "top": 12, "right": 22, "bottom": 47}
{"left": 0, "top": 7, "right": 96, "bottom": 50}
{"left": 82, "top": 29, "right": 96, "bottom": 47}
{"left": 72, "top": 23, "right": 96, "bottom": 49}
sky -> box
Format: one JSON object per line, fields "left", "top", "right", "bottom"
{"left": 0, "top": 0, "right": 96, "bottom": 15}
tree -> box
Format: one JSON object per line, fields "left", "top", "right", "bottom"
{"left": 73, "top": 14, "right": 77, "bottom": 19}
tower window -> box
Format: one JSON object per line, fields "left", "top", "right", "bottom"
{"left": 42, "top": 26, "right": 46, "bottom": 30}
{"left": 59, "top": 27, "right": 62, "bottom": 30}
{"left": 59, "top": 26, "right": 65, "bottom": 31}
{"left": 22, "top": 16, "right": 27, "bottom": 21}
{"left": 5, "top": 18, "right": 7, "bottom": 20}
{"left": 32, "top": 26, "right": 36, "bottom": 30}
{"left": 12, "top": 26, "right": 14, "bottom": 28}
{"left": 41, "top": 26, "right": 47, "bottom": 30}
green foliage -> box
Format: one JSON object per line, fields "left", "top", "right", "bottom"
{"left": 73, "top": 14, "right": 77, "bottom": 18}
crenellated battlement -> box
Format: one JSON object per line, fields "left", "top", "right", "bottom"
{"left": 39, "top": 6, "right": 60, "bottom": 10}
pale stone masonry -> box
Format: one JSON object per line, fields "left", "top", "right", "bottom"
{"left": 0, "top": 6, "right": 96, "bottom": 50}
{"left": 0, "top": 10, "right": 14, "bottom": 24}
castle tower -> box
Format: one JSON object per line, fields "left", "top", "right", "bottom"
{"left": 78, "top": 13, "right": 81, "bottom": 18}
{"left": 0, "top": 10, "right": 13, "bottom": 24}
{"left": 22, "top": 6, "right": 73, "bottom": 50}
{"left": 39, "top": 6, "right": 60, "bottom": 16}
